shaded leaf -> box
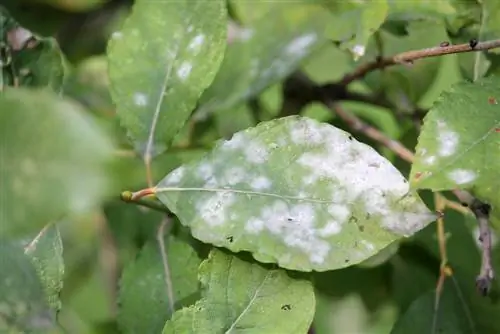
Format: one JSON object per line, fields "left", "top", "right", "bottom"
{"left": 410, "top": 77, "right": 500, "bottom": 225}
{"left": 386, "top": 0, "right": 456, "bottom": 20}
{"left": 322, "top": 0, "right": 388, "bottom": 59}
{"left": 0, "top": 240, "right": 56, "bottom": 332}
{"left": 163, "top": 249, "right": 315, "bottom": 333}
{"left": 107, "top": 0, "right": 227, "bottom": 157}
{"left": 0, "top": 88, "right": 115, "bottom": 237}
{"left": 24, "top": 224, "right": 64, "bottom": 314}
{"left": 390, "top": 281, "right": 473, "bottom": 334}
{"left": 194, "top": 4, "right": 329, "bottom": 120}
{"left": 118, "top": 236, "right": 202, "bottom": 334}
{"left": 156, "top": 116, "right": 436, "bottom": 271}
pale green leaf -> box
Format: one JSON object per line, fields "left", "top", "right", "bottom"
{"left": 155, "top": 116, "right": 436, "bottom": 271}
{"left": 163, "top": 249, "right": 315, "bottom": 333}
{"left": 387, "top": 0, "right": 456, "bottom": 20}
{"left": 322, "top": 0, "right": 388, "bottom": 60}
{"left": 118, "top": 236, "right": 202, "bottom": 334}
{"left": 107, "top": 0, "right": 227, "bottom": 157}
{"left": 194, "top": 4, "right": 329, "bottom": 120}
{"left": 0, "top": 88, "right": 115, "bottom": 237}
{"left": 24, "top": 224, "right": 64, "bottom": 314}
{"left": 0, "top": 241, "right": 56, "bottom": 332}
{"left": 410, "top": 77, "right": 500, "bottom": 224}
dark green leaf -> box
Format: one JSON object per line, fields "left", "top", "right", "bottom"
{"left": 163, "top": 249, "right": 315, "bottom": 333}
{"left": 107, "top": 0, "right": 227, "bottom": 157}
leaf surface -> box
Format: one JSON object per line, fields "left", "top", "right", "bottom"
{"left": 156, "top": 116, "right": 436, "bottom": 271}
{"left": 163, "top": 249, "right": 315, "bottom": 333}
{"left": 107, "top": 0, "right": 227, "bottom": 157}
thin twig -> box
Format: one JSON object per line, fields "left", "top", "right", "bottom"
{"left": 340, "top": 38, "right": 500, "bottom": 85}
{"left": 157, "top": 216, "right": 175, "bottom": 315}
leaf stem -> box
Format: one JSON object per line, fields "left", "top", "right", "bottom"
{"left": 340, "top": 38, "right": 500, "bottom": 85}
{"left": 157, "top": 216, "right": 175, "bottom": 316}
{"left": 120, "top": 189, "right": 171, "bottom": 214}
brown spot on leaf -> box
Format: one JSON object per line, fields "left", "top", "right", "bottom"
{"left": 489, "top": 96, "right": 498, "bottom": 105}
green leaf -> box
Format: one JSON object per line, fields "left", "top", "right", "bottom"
{"left": 107, "top": 0, "right": 227, "bottom": 157}
{"left": 322, "top": 0, "right": 388, "bottom": 60}
{"left": 390, "top": 281, "right": 473, "bottom": 334}
{"left": 0, "top": 240, "right": 56, "bottom": 332}
{"left": 386, "top": 0, "right": 456, "bottom": 20}
{"left": 0, "top": 88, "right": 115, "bottom": 237}
{"left": 194, "top": 4, "right": 329, "bottom": 120}
{"left": 24, "top": 224, "right": 64, "bottom": 314}
{"left": 155, "top": 116, "right": 436, "bottom": 271}
{"left": 163, "top": 249, "right": 315, "bottom": 333}
{"left": 410, "top": 77, "right": 500, "bottom": 224}
{"left": 118, "top": 236, "right": 202, "bottom": 334}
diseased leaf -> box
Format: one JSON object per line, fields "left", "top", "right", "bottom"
{"left": 390, "top": 282, "right": 472, "bottom": 334}
{"left": 0, "top": 88, "right": 115, "bottom": 237}
{"left": 410, "top": 77, "right": 500, "bottom": 225}
{"left": 155, "top": 116, "right": 436, "bottom": 271}
{"left": 24, "top": 224, "right": 64, "bottom": 314}
{"left": 107, "top": 0, "right": 227, "bottom": 157}
{"left": 194, "top": 4, "right": 329, "bottom": 120}
{"left": 163, "top": 249, "right": 315, "bottom": 333}
{"left": 118, "top": 236, "right": 202, "bottom": 334}
{"left": 321, "top": 0, "right": 388, "bottom": 60}
{"left": 0, "top": 240, "right": 56, "bottom": 332}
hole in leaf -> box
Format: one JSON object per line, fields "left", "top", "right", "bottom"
{"left": 226, "top": 236, "right": 234, "bottom": 243}
{"left": 281, "top": 304, "right": 292, "bottom": 311}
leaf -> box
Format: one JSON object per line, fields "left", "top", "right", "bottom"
{"left": 0, "top": 240, "right": 56, "bottom": 332}
{"left": 321, "top": 0, "right": 388, "bottom": 60}
{"left": 118, "top": 236, "right": 202, "bottom": 334}
{"left": 410, "top": 77, "right": 500, "bottom": 224}
{"left": 24, "top": 224, "right": 64, "bottom": 314}
{"left": 0, "top": 88, "right": 115, "bottom": 237}
{"left": 163, "top": 249, "right": 315, "bottom": 333}
{"left": 107, "top": 0, "right": 227, "bottom": 158}
{"left": 390, "top": 281, "right": 473, "bottom": 334}
{"left": 1, "top": 8, "right": 66, "bottom": 92}
{"left": 155, "top": 116, "right": 436, "bottom": 272}
{"left": 194, "top": 4, "right": 329, "bottom": 120}
{"left": 386, "top": 0, "right": 456, "bottom": 20}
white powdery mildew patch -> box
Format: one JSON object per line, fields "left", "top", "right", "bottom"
{"left": 448, "top": 169, "right": 476, "bottom": 185}
{"left": 133, "top": 92, "right": 148, "bottom": 106}
{"left": 223, "top": 167, "right": 247, "bottom": 185}
{"left": 111, "top": 31, "right": 123, "bottom": 39}
{"left": 221, "top": 132, "right": 247, "bottom": 150}
{"left": 249, "top": 176, "right": 272, "bottom": 190}
{"left": 177, "top": 61, "right": 192, "bottom": 81}
{"left": 318, "top": 220, "right": 341, "bottom": 237}
{"left": 360, "top": 240, "right": 375, "bottom": 252}
{"left": 244, "top": 141, "right": 269, "bottom": 164}
{"left": 289, "top": 117, "right": 325, "bottom": 145}
{"left": 424, "top": 155, "right": 437, "bottom": 165}
{"left": 196, "top": 162, "right": 214, "bottom": 181}
{"left": 327, "top": 204, "right": 350, "bottom": 223}
{"left": 249, "top": 200, "right": 332, "bottom": 265}
{"left": 196, "top": 191, "right": 236, "bottom": 226}
{"left": 437, "top": 120, "right": 459, "bottom": 157}
{"left": 285, "top": 33, "right": 317, "bottom": 56}
{"left": 188, "top": 34, "right": 205, "bottom": 53}
{"left": 351, "top": 44, "right": 366, "bottom": 58}
{"left": 163, "top": 166, "right": 185, "bottom": 186}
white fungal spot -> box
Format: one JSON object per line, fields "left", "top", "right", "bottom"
{"left": 360, "top": 240, "right": 375, "bottom": 252}
{"left": 196, "top": 191, "right": 236, "bottom": 226}
{"left": 290, "top": 118, "right": 325, "bottom": 145}
{"left": 111, "top": 31, "right": 123, "bottom": 39}
{"left": 133, "top": 92, "right": 148, "bottom": 106}
{"left": 245, "top": 218, "right": 264, "bottom": 234}
{"left": 473, "top": 226, "right": 498, "bottom": 249}
{"left": 244, "top": 141, "right": 269, "bottom": 164}
{"left": 223, "top": 167, "right": 246, "bottom": 185}
{"left": 285, "top": 33, "right": 317, "bottom": 55}
{"left": 351, "top": 44, "right": 366, "bottom": 58}
{"left": 188, "top": 34, "right": 205, "bottom": 52}
{"left": 424, "top": 155, "right": 437, "bottom": 165}
{"left": 197, "top": 162, "right": 214, "bottom": 181}
{"left": 187, "top": 25, "right": 194, "bottom": 33}
{"left": 318, "top": 221, "right": 342, "bottom": 237}
{"left": 249, "top": 176, "right": 272, "bottom": 190}
{"left": 448, "top": 169, "right": 476, "bottom": 185}
{"left": 327, "top": 204, "right": 350, "bottom": 223}
{"left": 177, "top": 62, "right": 192, "bottom": 80}
{"left": 163, "top": 166, "right": 185, "bottom": 185}
{"left": 221, "top": 132, "right": 247, "bottom": 150}
{"left": 437, "top": 120, "right": 459, "bottom": 157}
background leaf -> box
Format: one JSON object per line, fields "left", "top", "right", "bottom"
{"left": 107, "top": 0, "right": 227, "bottom": 157}
{"left": 163, "top": 249, "right": 315, "bottom": 333}
{"left": 24, "top": 224, "right": 65, "bottom": 314}
{"left": 0, "top": 88, "right": 115, "bottom": 237}
{"left": 0, "top": 240, "right": 57, "bottom": 332}
{"left": 117, "top": 235, "right": 202, "bottom": 334}
{"left": 156, "top": 116, "right": 435, "bottom": 271}
{"left": 410, "top": 77, "right": 500, "bottom": 226}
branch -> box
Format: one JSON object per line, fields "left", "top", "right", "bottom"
{"left": 340, "top": 38, "right": 500, "bottom": 85}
